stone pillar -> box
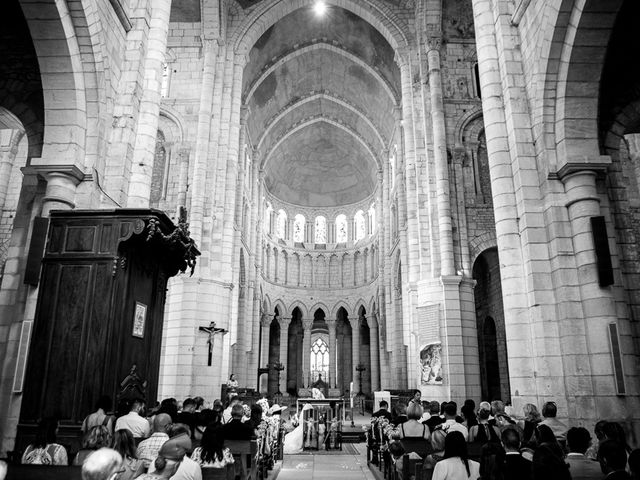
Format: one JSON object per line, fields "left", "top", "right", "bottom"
{"left": 559, "top": 166, "right": 618, "bottom": 415}
{"left": 0, "top": 130, "right": 24, "bottom": 209}
{"left": 260, "top": 314, "right": 271, "bottom": 368}
{"left": 189, "top": 38, "right": 218, "bottom": 245}
{"left": 327, "top": 318, "right": 337, "bottom": 388}
{"left": 128, "top": 0, "right": 172, "bottom": 207}
{"left": 369, "top": 315, "right": 380, "bottom": 392}
{"left": 302, "top": 318, "right": 313, "bottom": 388}
{"left": 426, "top": 39, "right": 455, "bottom": 276}
{"left": 39, "top": 167, "right": 84, "bottom": 216}
{"left": 278, "top": 316, "right": 291, "bottom": 394}
{"left": 351, "top": 316, "right": 360, "bottom": 390}
{"left": 398, "top": 54, "right": 421, "bottom": 283}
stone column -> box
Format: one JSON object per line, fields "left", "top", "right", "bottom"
{"left": 128, "top": 0, "right": 172, "bottom": 207}
{"left": 39, "top": 167, "right": 84, "bottom": 216}
{"left": 278, "top": 316, "right": 291, "bottom": 394}
{"left": 187, "top": 38, "right": 218, "bottom": 245}
{"left": 559, "top": 165, "right": 617, "bottom": 413}
{"left": 0, "top": 129, "right": 24, "bottom": 209}
{"left": 302, "top": 318, "right": 313, "bottom": 388}
{"left": 327, "top": 318, "right": 337, "bottom": 388}
{"left": 398, "top": 54, "right": 421, "bottom": 283}
{"left": 260, "top": 314, "right": 271, "bottom": 368}
{"left": 369, "top": 315, "right": 380, "bottom": 392}
{"left": 426, "top": 38, "right": 455, "bottom": 276}
{"left": 351, "top": 316, "right": 360, "bottom": 391}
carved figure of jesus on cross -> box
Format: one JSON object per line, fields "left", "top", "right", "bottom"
{"left": 198, "top": 321, "right": 227, "bottom": 366}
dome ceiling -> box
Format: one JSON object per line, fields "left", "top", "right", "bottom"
{"left": 243, "top": 5, "right": 400, "bottom": 208}
{"left": 265, "top": 121, "right": 377, "bottom": 207}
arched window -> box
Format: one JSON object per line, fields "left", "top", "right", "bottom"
{"left": 276, "top": 209, "right": 287, "bottom": 239}
{"left": 293, "top": 214, "right": 305, "bottom": 242}
{"left": 368, "top": 204, "right": 376, "bottom": 235}
{"left": 161, "top": 63, "right": 170, "bottom": 98}
{"left": 389, "top": 145, "right": 397, "bottom": 186}
{"left": 335, "top": 214, "right": 347, "bottom": 243}
{"left": 315, "top": 216, "right": 327, "bottom": 243}
{"left": 354, "top": 210, "right": 366, "bottom": 241}
{"left": 264, "top": 203, "right": 273, "bottom": 234}
{"left": 310, "top": 337, "right": 329, "bottom": 383}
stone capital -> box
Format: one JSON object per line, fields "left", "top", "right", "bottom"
{"left": 302, "top": 318, "right": 313, "bottom": 330}
{"left": 425, "top": 36, "right": 442, "bottom": 52}
{"left": 550, "top": 156, "right": 611, "bottom": 183}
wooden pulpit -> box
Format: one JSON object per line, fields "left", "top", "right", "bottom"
{"left": 15, "top": 209, "right": 199, "bottom": 452}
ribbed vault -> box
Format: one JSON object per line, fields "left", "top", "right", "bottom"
{"left": 243, "top": 4, "right": 400, "bottom": 208}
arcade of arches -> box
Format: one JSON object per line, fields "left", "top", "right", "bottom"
{"left": 2, "top": 0, "right": 640, "bottom": 454}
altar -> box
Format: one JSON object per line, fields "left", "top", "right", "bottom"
{"left": 296, "top": 398, "right": 345, "bottom": 450}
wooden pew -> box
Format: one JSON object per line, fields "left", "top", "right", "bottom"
{"left": 6, "top": 464, "right": 82, "bottom": 480}
{"left": 226, "top": 439, "right": 259, "bottom": 480}
{"left": 201, "top": 465, "right": 235, "bottom": 480}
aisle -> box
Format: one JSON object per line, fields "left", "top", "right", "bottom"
{"left": 275, "top": 443, "right": 375, "bottom": 480}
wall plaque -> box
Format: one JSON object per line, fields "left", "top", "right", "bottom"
{"left": 133, "top": 302, "right": 147, "bottom": 338}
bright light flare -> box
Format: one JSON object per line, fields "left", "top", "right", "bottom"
{"left": 314, "top": 1, "right": 327, "bottom": 16}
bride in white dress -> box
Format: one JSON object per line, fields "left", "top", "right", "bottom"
{"left": 283, "top": 403, "right": 313, "bottom": 454}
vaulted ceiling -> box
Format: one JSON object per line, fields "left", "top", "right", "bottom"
{"left": 243, "top": 5, "right": 400, "bottom": 208}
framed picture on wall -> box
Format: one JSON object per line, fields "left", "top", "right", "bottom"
{"left": 133, "top": 302, "right": 147, "bottom": 338}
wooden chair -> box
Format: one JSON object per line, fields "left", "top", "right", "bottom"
{"left": 201, "top": 465, "right": 235, "bottom": 480}
{"left": 226, "top": 439, "right": 258, "bottom": 480}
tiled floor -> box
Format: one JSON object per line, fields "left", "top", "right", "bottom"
{"left": 276, "top": 444, "right": 375, "bottom": 480}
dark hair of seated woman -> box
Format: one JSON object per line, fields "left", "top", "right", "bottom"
{"left": 200, "top": 426, "right": 226, "bottom": 464}
{"left": 443, "top": 431, "right": 471, "bottom": 477}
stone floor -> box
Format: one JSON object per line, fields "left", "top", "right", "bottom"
{"left": 275, "top": 443, "right": 375, "bottom": 480}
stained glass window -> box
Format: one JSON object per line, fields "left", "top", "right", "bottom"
{"left": 335, "top": 214, "right": 347, "bottom": 242}
{"left": 293, "top": 214, "right": 305, "bottom": 242}
{"left": 310, "top": 337, "right": 329, "bottom": 383}
{"left": 389, "top": 145, "right": 396, "bottom": 186}
{"left": 368, "top": 204, "right": 376, "bottom": 235}
{"left": 354, "top": 210, "right": 365, "bottom": 241}
{"left": 264, "top": 203, "right": 273, "bottom": 233}
{"left": 315, "top": 216, "right": 327, "bottom": 243}
{"left": 276, "top": 209, "right": 287, "bottom": 239}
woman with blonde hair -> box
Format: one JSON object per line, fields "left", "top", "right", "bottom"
{"left": 518, "top": 403, "right": 541, "bottom": 445}
{"left": 73, "top": 425, "right": 112, "bottom": 465}
{"left": 398, "top": 402, "right": 431, "bottom": 441}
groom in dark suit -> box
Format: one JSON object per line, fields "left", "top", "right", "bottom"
{"left": 500, "top": 426, "right": 532, "bottom": 480}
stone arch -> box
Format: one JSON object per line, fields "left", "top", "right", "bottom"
{"left": 245, "top": 44, "right": 397, "bottom": 104}
{"left": 288, "top": 301, "right": 309, "bottom": 319}
{"left": 547, "top": 0, "right": 623, "bottom": 162}
{"left": 256, "top": 92, "right": 387, "bottom": 151}
{"left": 272, "top": 298, "right": 287, "bottom": 317}
{"left": 330, "top": 300, "right": 352, "bottom": 319}
{"left": 353, "top": 298, "right": 369, "bottom": 316}
{"left": 469, "top": 232, "right": 498, "bottom": 268}
{"left": 159, "top": 106, "right": 186, "bottom": 143}
{"left": 454, "top": 106, "right": 484, "bottom": 147}
{"left": 231, "top": 0, "right": 411, "bottom": 57}
{"left": 309, "top": 302, "right": 330, "bottom": 319}
{"left": 262, "top": 117, "right": 381, "bottom": 171}
{"left": 20, "top": 0, "right": 88, "bottom": 164}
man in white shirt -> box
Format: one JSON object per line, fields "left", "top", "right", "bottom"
{"left": 441, "top": 402, "right": 468, "bottom": 440}
{"left": 114, "top": 399, "right": 150, "bottom": 439}
{"left": 136, "top": 413, "right": 172, "bottom": 468}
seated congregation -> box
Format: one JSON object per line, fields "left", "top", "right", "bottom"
{"left": 367, "top": 392, "right": 639, "bottom": 480}
{"left": 6, "top": 394, "right": 287, "bottom": 480}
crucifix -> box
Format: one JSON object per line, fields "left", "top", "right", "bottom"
{"left": 198, "top": 321, "right": 228, "bottom": 366}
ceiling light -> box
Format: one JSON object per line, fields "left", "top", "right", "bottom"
{"left": 314, "top": 1, "right": 327, "bottom": 16}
